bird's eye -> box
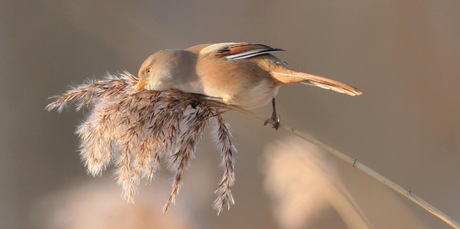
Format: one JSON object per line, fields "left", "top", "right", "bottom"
{"left": 146, "top": 68, "right": 151, "bottom": 74}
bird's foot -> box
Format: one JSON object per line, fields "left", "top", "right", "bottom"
{"left": 190, "top": 99, "right": 201, "bottom": 109}
{"left": 264, "top": 114, "right": 280, "bottom": 130}
{"left": 190, "top": 94, "right": 225, "bottom": 109}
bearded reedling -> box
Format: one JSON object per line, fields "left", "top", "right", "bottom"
{"left": 136, "top": 42, "right": 362, "bottom": 129}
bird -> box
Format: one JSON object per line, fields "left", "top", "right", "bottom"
{"left": 136, "top": 42, "right": 362, "bottom": 129}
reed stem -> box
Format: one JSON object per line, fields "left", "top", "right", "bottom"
{"left": 226, "top": 104, "right": 460, "bottom": 229}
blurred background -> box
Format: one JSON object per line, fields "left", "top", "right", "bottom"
{"left": 1, "top": 0, "right": 460, "bottom": 228}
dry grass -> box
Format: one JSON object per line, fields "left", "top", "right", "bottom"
{"left": 232, "top": 105, "right": 460, "bottom": 229}
{"left": 46, "top": 72, "right": 236, "bottom": 214}
{"left": 31, "top": 180, "right": 196, "bottom": 229}
{"left": 46, "top": 72, "right": 459, "bottom": 228}
{"left": 263, "top": 137, "right": 371, "bottom": 229}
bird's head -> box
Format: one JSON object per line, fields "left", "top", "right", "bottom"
{"left": 136, "top": 49, "right": 181, "bottom": 91}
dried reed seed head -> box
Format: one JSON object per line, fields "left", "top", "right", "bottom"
{"left": 47, "top": 72, "right": 237, "bottom": 213}
{"left": 263, "top": 137, "right": 370, "bottom": 229}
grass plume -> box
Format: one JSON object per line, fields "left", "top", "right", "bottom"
{"left": 47, "top": 72, "right": 460, "bottom": 228}
{"left": 46, "top": 72, "right": 236, "bottom": 213}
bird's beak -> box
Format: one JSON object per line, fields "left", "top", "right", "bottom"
{"left": 136, "top": 79, "right": 146, "bottom": 90}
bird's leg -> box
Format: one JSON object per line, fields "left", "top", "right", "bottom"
{"left": 264, "top": 97, "right": 280, "bottom": 130}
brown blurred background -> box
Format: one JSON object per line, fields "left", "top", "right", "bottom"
{"left": 1, "top": 0, "right": 460, "bottom": 228}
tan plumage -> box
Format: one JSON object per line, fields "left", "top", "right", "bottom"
{"left": 137, "top": 42, "right": 361, "bottom": 129}
{"left": 137, "top": 42, "right": 361, "bottom": 110}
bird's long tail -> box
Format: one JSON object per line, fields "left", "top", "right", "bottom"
{"left": 271, "top": 69, "right": 362, "bottom": 96}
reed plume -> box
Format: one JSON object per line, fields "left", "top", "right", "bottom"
{"left": 46, "top": 72, "right": 460, "bottom": 228}
{"left": 46, "top": 72, "right": 236, "bottom": 214}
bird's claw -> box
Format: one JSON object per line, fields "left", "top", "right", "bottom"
{"left": 190, "top": 99, "right": 201, "bottom": 109}
{"left": 264, "top": 115, "right": 280, "bottom": 130}
{"left": 264, "top": 97, "right": 280, "bottom": 130}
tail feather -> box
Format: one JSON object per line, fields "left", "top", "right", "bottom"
{"left": 271, "top": 71, "right": 362, "bottom": 96}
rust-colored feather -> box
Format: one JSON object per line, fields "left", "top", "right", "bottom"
{"left": 213, "top": 43, "right": 275, "bottom": 57}
{"left": 193, "top": 42, "right": 283, "bottom": 60}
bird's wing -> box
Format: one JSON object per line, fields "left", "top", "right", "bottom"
{"left": 200, "top": 42, "right": 284, "bottom": 60}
